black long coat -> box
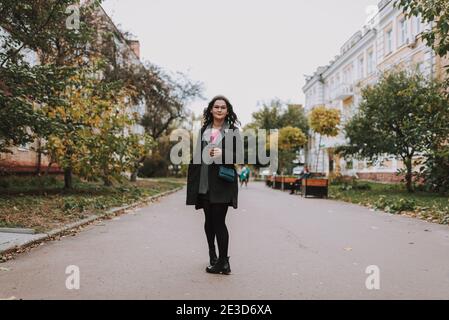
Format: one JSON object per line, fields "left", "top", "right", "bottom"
{"left": 186, "top": 124, "right": 243, "bottom": 210}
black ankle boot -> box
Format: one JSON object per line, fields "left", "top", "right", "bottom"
{"left": 206, "top": 256, "right": 231, "bottom": 275}
{"left": 209, "top": 249, "right": 218, "bottom": 266}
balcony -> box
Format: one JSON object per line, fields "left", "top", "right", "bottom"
{"left": 331, "top": 83, "right": 354, "bottom": 100}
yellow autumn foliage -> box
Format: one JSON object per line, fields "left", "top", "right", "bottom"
{"left": 309, "top": 105, "right": 341, "bottom": 137}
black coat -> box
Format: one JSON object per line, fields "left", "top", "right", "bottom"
{"left": 186, "top": 124, "right": 243, "bottom": 210}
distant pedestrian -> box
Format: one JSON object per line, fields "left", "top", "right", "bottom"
{"left": 239, "top": 165, "right": 250, "bottom": 187}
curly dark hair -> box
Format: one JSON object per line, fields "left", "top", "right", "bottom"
{"left": 202, "top": 95, "right": 241, "bottom": 131}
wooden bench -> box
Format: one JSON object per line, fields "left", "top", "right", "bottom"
{"left": 265, "top": 176, "right": 298, "bottom": 190}
{"left": 302, "top": 178, "right": 328, "bottom": 198}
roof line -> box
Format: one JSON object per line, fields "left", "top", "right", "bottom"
{"left": 98, "top": 4, "right": 143, "bottom": 64}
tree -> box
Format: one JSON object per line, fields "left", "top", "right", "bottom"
{"left": 419, "top": 144, "right": 449, "bottom": 194}
{"left": 138, "top": 134, "right": 174, "bottom": 178}
{"left": 247, "top": 99, "right": 308, "bottom": 134}
{"left": 395, "top": 0, "right": 449, "bottom": 59}
{"left": 44, "top": 63, "right": 153, "bottom": 187}
{"left": 417, "top": 79, "right": 449, "bottom": 194}
{"left": 339, "top": 70, "right": 449, "bottom": 192}
{"left": 0, "top": 0, "right": 102, "bottom": 153}
{"left": 394, "top": 1, "right": 449, "bottom": 194}
{"left": 1, "top": 0, "right": 200, "bottom": 184}
{"left": 248, "top": 98, "right": 284, "bottom": 131}
{"left": 245, "top": 99, "right": 309, "bottom": 171}
{"left": 277, "top": 126, "right": 307, "bottom": 174}
{"left": 0, "top": 63, "right": 68, "bottom": 153}
{"left": 0, "top": 0, "right": 102, "bottom": 66}
{"left": 140, "top": 64, "right": 204, "bottom": 140}
{"left": 280, "top": 104, "right": 310, "bottom": 134}
{"left": 0, "top": 0, "right": 103, "bottom": 185}
{"left": 309, "top": 105, "right": 341, "bottom": 173}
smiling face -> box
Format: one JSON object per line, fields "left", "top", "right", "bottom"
{"left": 210, "top": 99, "right": 228, "bottom": 122}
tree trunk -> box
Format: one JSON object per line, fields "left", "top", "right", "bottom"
{"left": 405, "top": 157, "right": 414, "bottom": 193}
{"left": 315, "top": 134, "right": 322, "bottom": 173}
{"left": 64, "top": 167, "right": 73, "bottom": 190}
{"left": 130, "top": 169, "right": 138, "bottom": 182}
{"left": 130, "top": 156, "right": 145, "bottom": 182}
{"left": 103, "top": 176, "right": 113, "bottom": 187}
{"left": 45, "top": 161, "right": 53, "bottom": 176}
{"left": 36, "top": 139, "right": 42, "bottom": 176}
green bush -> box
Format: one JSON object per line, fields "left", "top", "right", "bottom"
{"left": 332, "top": 175, "right": 356, "bottom": 186}
{"left": 416, "top": 146, "right": 449, "bottom": 195}
{"left": 373, "top": 195, "right": 388, "bottom": 210}
{"left": 92, "top": 199, "right": 107, "bottom": 210}
{"left": 63, "top": 198, "right": 89, "bottom": 212}
{"left": 373, "top": 196, "right": 416, "bottom": 213}
{"left": 442, "top": 214, "right": 449, "bottom": 225}
{"left": 139, "top": 155, "right": 169, "bottom": 178}
{"left": 0, "top": 175, "right": 65, "bottom": 190}
{"left": 337, "top": 179, "right": 372, "bottom": 191}
{"left": 354, "top": 183, "right": 372, "bottom": 190}
{"left": 0, "top": 179, "right": 10, "bottom": 188}
{"left": 389, "top": 198, "right": 416, "bottom": 212}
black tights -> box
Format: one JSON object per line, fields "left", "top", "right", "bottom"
{"left": 201, "top": 196, "right": 229, "bottom": 259}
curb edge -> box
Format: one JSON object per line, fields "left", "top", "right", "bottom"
{"left": 0, "top": 185, "right": 184, "bottom": 258}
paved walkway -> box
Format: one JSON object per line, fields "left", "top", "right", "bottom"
{"left": 0, "top": 231, "right": 47, "bottom": 253}
{"left": 0, "top": 181, "right": 448, "bottom": 299}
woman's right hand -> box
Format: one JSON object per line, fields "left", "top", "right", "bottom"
{"left": 209, "top": 147, "right": 222, "bottom": 158}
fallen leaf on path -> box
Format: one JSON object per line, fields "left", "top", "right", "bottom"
{"left": 344, "top": 247, "right": 353, "bottom": 251}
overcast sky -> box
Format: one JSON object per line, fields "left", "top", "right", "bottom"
{"left": 102, "top": 0, "right": 378, "bottom": 127}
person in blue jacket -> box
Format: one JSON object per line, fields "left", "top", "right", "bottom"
{"left": 239, "top": 165, "right": 250, "bottom": 187}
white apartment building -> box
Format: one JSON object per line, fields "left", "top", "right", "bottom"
{"left": 302, "top": 0, "right": 443, "bottom": 182}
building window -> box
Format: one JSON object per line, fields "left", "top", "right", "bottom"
{"left": 367, "top": 50, "right": 374, "bottom": 74}
{"left": 399, "top": 18, "right": 408, "bottom": 46}
{"left": 385, "top": 28, "right": 393, "bottom": 55}
{"left": 415, "top": 15, "right": 421, "bottom": 35}
{"left": 358, "top": 56, "right": 364, "bottom": 79}
{"left": 343, "top": 63, "right": 354, "bottom": 84}
{"left": 18, "top": 141, "right": 31, "bottom": 151}
{"left": 346, "top": 160, "right": 353, "bottom": 170}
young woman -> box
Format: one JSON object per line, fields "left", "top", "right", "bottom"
{"left": 186, "top": 95, "right": 243, "bottom": 275}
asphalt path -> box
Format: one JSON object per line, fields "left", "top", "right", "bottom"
{"left": 1, "top": 181, "right": 448, "bottom": 299}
